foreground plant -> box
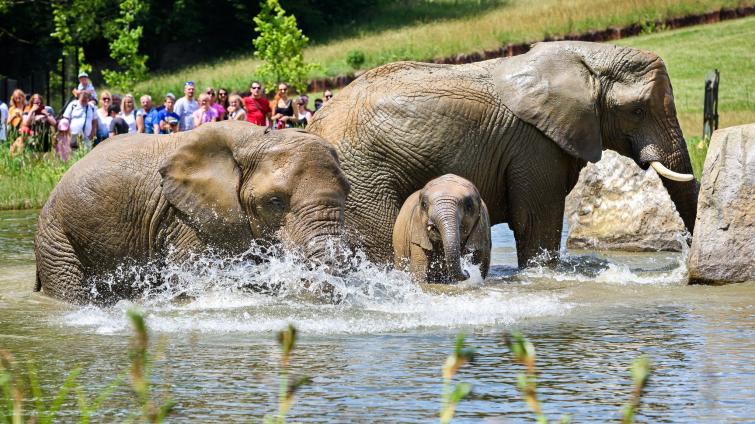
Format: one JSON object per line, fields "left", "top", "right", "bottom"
{"left": 621, "top": 356, "right": 651, "bottom": 424}
{"left": 440, "top": 333, "right": 476, "bottom": 424}
{"left": 126, "top": 309, "right": 175, "bottom": 423}
{"left": 265, "top": 324, "right": 310, "bottom": 424}
{"left": 0, "top": 349, "right": 82, "bottom": 424}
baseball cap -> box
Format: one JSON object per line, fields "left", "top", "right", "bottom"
{"left": 78, "top": 71, "right": 88, "bottom": 78}
{"left": 165, "top": 92, "right": 176, "bottom": 100}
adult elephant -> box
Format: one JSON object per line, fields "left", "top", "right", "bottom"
{"left": 35, "top": 121, "right": 350, "bottom": 304}
{"left": 308, "top": 41, "right": 697, "bottom": 268}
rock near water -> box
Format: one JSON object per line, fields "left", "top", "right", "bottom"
{"left": 688, "top": 124, "right": 755, "bottom": 285}
{"left": 565, "top": 150, "right": 686, "bottom": 252}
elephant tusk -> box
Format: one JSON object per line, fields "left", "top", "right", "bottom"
{"left": 650, "top": 161, "right": 694, "bottom": 182}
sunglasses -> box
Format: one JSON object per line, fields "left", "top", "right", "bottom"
{"left": 184, "top": 81, "right": 195, "bottom": 87}
{"left": 325, "top": 95, "right": 333, "bottom": 99}
{"left": 207, "top": 91, "right": 215, "bottom": 95}
{"left": 219, "top": 92, "right": 227, "bottom": 96}
{"left": 251, "top": 86, "right": 261, "bottom": 90}
{"left": 102, "top": 97, "right": 111, "bottom": 101}
{"left": 279, "top": 88, "right": 287, "bottom": 91}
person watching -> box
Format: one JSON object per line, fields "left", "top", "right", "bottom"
{"left": 314, "top": 98, "right": 323, "bottom": 112}
{"left": 218, "top": 88, "right": 230, "bottom": 119}
{"left": 205, "top": 87, "right": 225, "bottom": 120}
{"left": 323, "top": 89, "right": 334, "bottom": 103}
{"left": 271, "top": 83, "right": 294, "bottom": 129}
{"left": 63, "top": 91, "right": 98, "bottom": 149}
{"left": 95, "top": 90, "right": 113, "bottom": 144}
{"left": 10, "top": 93, "right": 56, "bottom": 154}
{"left": 72, "top": 72, "right": 98, "bottom": 105}
{"left": 192, "top": 93, "right": 218, "bottom": 128}
{"left": 243, "top": 81, "right": 271, "bottom": 127}
{"left": 156, "top": 93, "right": 181, "bottom": 134}
{"left": 7, "top": 89, "right": 26, "bottom": 132}
{"left": 136, "top": 94, "right": 159, "bottom": 134}
{"left": 0, "top": 98, "right": 7, "bottom": 144}
{"left": 293, "top": 97, "right": 312, "bottom": 127}
{"left": 174, "top": 81, "right": 198, "bottom": 131}
{"left": 227, "top": 94, "right": 246, "bottom": 121}
{"left": 108, "top": 104, "right": 129, "bottom": 137}
{"left": 119, "top": 94, "right": 138, "bottom": 133}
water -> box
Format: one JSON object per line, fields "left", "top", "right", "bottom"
{"left": 1, "top": 209, "right": 753, "bottom": 422}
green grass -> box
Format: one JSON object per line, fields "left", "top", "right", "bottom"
{"left": 132, "top": 0, "right": 750, "bottom": 99}
{"left": 0, "top": 141, "right": 84, "bottom": 210}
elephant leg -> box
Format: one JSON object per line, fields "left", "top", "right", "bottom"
{"left": 505, "top": 142, "right": 579, "bottom": 268}
{"left": 35, "top": 228, "right": 89, "bottom": 303}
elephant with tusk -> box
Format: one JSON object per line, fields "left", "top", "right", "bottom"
{"left": 35, "top": 121, "right": 350, "bottom": 304}
{"left": 393, "top": 174, "right": 491, "bottom": 283}
{"left": 308, "top": 41, "right": 698, "bottom": 268}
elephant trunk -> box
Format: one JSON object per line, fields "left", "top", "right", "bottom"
{"left": 638, "top": 121, "right": 699, "bottom": 234}
{"left": 434, "top": 203, "right": 470, "bottom": 282}
{"left": 283, "top": 203, "right": 349, "bottom": 273}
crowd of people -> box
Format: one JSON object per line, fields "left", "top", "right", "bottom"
{"left": 0, "top": 71, "right": 335, "bottom": 160}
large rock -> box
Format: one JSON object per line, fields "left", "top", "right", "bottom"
{"left": 565, "top": 150, "right": 686, "bottom": 252}
{"left": 688, "top": 124, "right": 755, "bottom": 285}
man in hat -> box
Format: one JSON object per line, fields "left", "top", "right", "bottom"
{"left": 72, "top": 71, "right": 98, "bottom": 104}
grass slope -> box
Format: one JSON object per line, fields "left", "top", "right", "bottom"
{"left": 133, "top": 0, "right": 750, "bottom": 98}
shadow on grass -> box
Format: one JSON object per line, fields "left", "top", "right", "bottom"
{"left": 304, "top": 0, "right": 510, "bottom": 45}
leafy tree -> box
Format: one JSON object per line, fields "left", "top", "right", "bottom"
{"left": 102, "top": 0, "right": 149, "bottom": 92}
{"left": 253, "top": 0, "right": 317, "bottom": 94}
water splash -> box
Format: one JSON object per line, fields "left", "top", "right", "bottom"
{"left": 59, "top": 242, "right": 571, "bottom": 335}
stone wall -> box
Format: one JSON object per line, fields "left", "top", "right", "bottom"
{"left": 688, "top": 124, "right": 755, "bottom": 284}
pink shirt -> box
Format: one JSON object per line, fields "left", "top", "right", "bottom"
{"left": 211, "top": 103, "right": 225, "bottom": 119}
{"left": 192, "top": 107, "right": 218, "bottom": 124}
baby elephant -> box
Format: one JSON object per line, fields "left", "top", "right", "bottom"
{"left": 393, "top": 174, "right": 491, "bottom": 283}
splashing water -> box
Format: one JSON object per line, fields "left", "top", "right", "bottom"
{"left": 59, "top": 241, "right": 571, "bottom": 335}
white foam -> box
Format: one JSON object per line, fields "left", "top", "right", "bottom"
{"left": 58, "top": 243, "right": 573, "bottom": 335}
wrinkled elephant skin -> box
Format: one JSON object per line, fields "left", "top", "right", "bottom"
{"left": 393, "top": 174, "right": 491, "bottom": 283}
{"left": 35, "top": 121, "right": 349, "bottom": 304}
{"left": 308, "top": 41, "right": 698, "bottom": 267}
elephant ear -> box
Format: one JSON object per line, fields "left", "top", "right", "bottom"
{"left": 465, "top": 200, "right": 491, "bottom": 278}
{"left": 493, "top": 43, "right": 602, "bottom": 163}
{"left": 409, "top": 201, "right": 433, "bottom": 251}
{"left": 159, "top": 129, "right": 253, "bottom": 250}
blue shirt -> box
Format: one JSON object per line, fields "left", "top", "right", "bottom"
{"left": 156, "top": 109, "right": 181, "bottom": 134}
{"left": 138, "top": 108, "right": 160, "bottom": 134}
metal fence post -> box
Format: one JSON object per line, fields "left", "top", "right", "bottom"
{"left": 703, "top": 69, "right": 720, "bottom": 141}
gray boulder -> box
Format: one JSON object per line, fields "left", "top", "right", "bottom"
{"left": 688, "top": 124, "right": 755, "bottom": 285}
{"left": 565, "top": 150, "right": 687, "bottom": 252}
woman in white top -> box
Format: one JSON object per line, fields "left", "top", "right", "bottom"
{"left": 120, "top": 94, "right": 138, "bottom": 133}
{"left": 96, "top": 90, "right": 113, "bottom": 143}
{"left": 227, "top": 94, "right": 246, "bottom": 121}
{"left": 294, "top": 97, "right": 312, "bottom": 127}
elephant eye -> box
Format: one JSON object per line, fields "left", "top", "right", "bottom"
{"left": 633, "top": 106, "right": 644, "bottom": 117}
{"left": 421, "top": 198, "right": 428, "bottom": 210}
{"left": 463, "top": 197, "right": 474, "bottom": 212}
{"left": 265, "top": 196, "right": 287, "bottom": 213}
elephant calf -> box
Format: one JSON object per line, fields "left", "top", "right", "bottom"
{"left": 393, "top": 174, "right": 491, "bottom": 283}
{"left": 35, "top": 121, "right": 350, "bottom": 304}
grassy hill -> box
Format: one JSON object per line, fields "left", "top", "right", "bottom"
{"left": 133, "top": 0, "right": 750, "bottom": 98}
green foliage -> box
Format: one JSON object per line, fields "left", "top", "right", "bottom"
{"left": 345, "top": 50, "right": 366, "bottom": 70}
{"left": 440, "top": 333, "right": 476, "bottom": 424}
{"left": 102, "top": 0, "right": 149, "bottom": 92}
{"left": 0, "top": 139, "right": 85, "bottom": 210}
{"left": 253, "top": 0, "right": 318, "bottom": 94}
{"left": 685, "top": 136, "right": 708, "bottom": 180}
{"left": 50, "top": 0, "right": 105, "bottom": 73}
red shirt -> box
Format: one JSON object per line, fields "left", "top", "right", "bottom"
{"left": 244, "top": 96, "right": 271, "bottom": 126}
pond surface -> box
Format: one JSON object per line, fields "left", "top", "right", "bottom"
{"left": 1, "top": 209, "right": 753, "bottom": 422}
